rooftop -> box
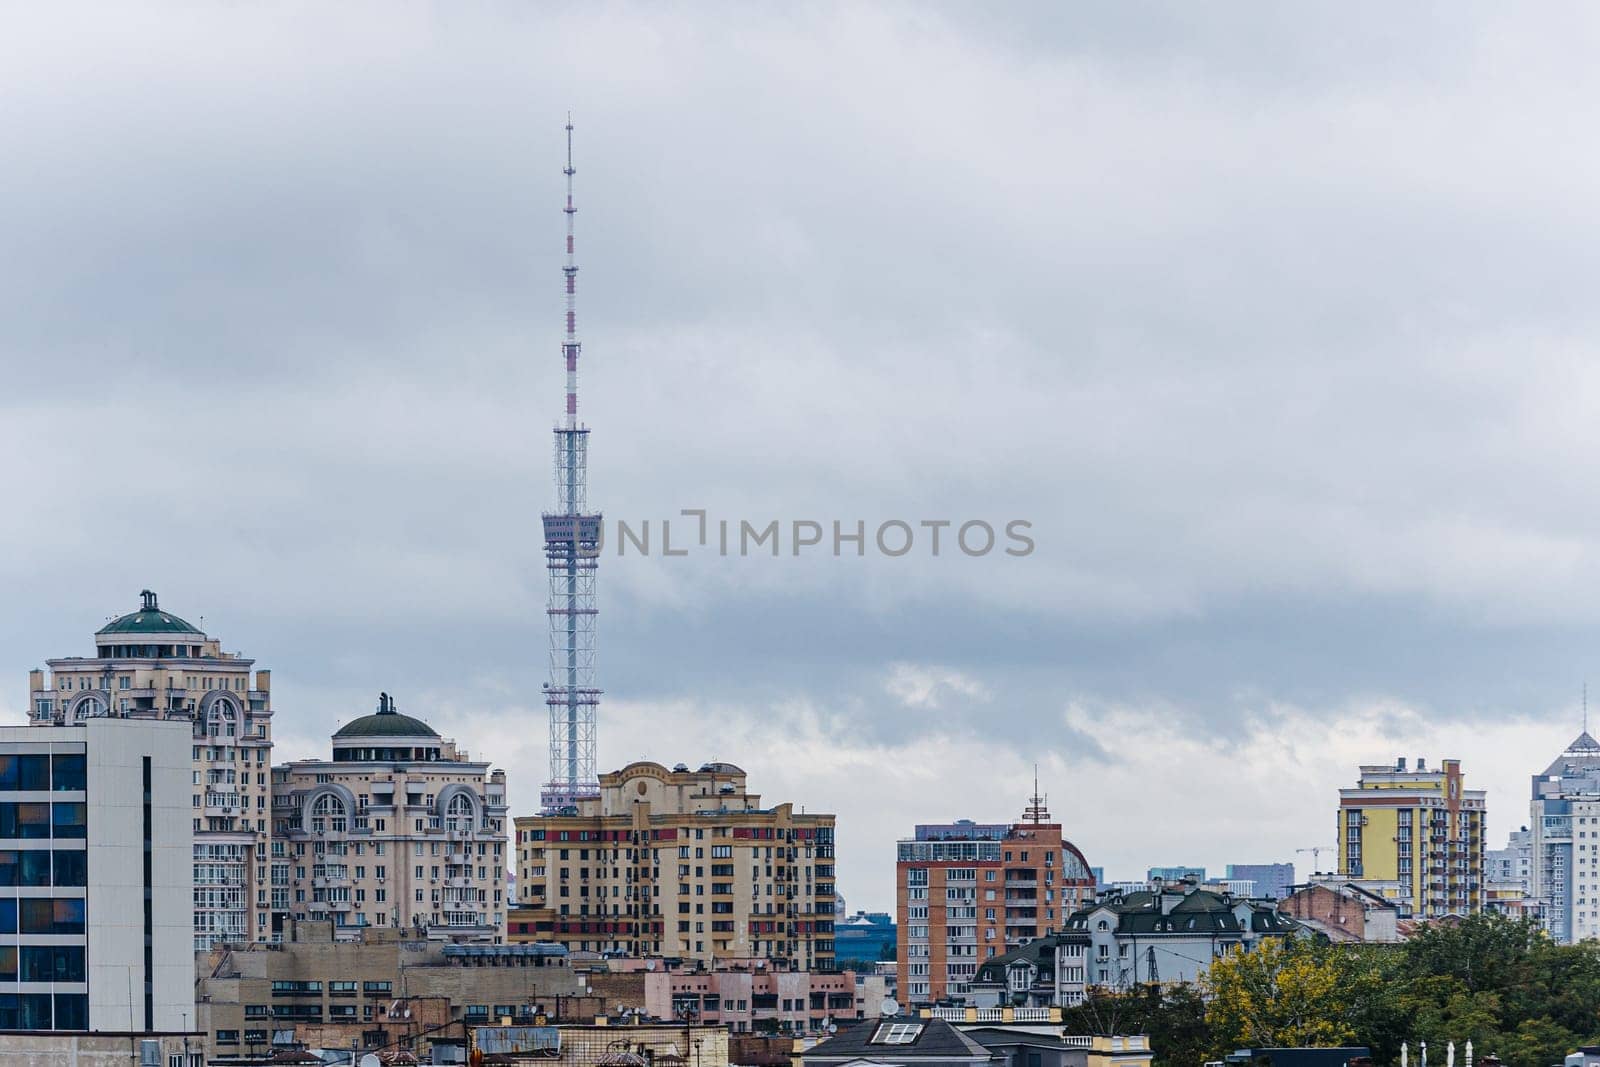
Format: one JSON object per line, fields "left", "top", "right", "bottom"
{"left": 333, "top": 692, "right": 441, "bottom": 740}
{"left": 96, "top": 590, "right": 202, "bottom": 636}
{"left": 805, "top": 1018, "right": 992, "bottom": 1063}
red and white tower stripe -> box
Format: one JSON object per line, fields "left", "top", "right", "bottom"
{"left": 564, "top": 116, "right": 579, "bottom": 426}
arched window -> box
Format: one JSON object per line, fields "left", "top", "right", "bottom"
{"left": 445, "top": 793, "right": 476, "bottom": 833}
{"left": 311, "top": 793, "right": 347, "bottom": 834}
{"left": 72, "top": 695, "right": 107, "bottom": 722}
{"left": 208, "top": 698, "right": 237, "bottom": 739}
{"left": 1060, "top": 849, "right": 1091, "bottom": 882}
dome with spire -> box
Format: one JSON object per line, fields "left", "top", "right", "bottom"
{"left": 333, "top": 692, "right": 440, "bottom": 740}
{"left": 96, "top": 590, "right": 202, "bottom": 636}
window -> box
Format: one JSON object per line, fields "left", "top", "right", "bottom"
{"left": 872, "top": 1023, "right": 924, "bottom": 1045}
{"left": 51, "top": 755, "right": 86, "bottom": 792}
{"left": 445, "top": 793, "right": 476, "bottom": 833}
{"left": 20, "top": 897, "right": 84, "bottom": 935}
{"left": 52, "top": 803, "right": 87, "bottom": 839}
{"left": 0, "top": 803, "right": 50, "bottom": 839}
{"left": 310, "top": 793, "right": 347, "bottom": 833}
{"left": 20, "top": 945, "right": 85, "bottom": 982}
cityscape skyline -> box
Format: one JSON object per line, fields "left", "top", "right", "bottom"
{"left": 8, "top": 3, "right": 1600, "bottom": 922}
{"left": 8, "top": 582, "right": 1594, "bottom": 914}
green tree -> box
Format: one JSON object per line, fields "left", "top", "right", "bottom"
{"left": 1205, "top": 939, "right": 1357, "bottom": 1053}
{"left": 1145, "top": 983, "right": 1212, "bottom": 1067}
{"left": 1059, "top": 985, "right": 1210, "bottom": 1067}
{"left": 1402, "top": 915, "right": 1542, "bottom": 996}
{"left": 1496, "top": 1016, "right": 1580, "bottom": 1067}
{"left": 1394, "top": 975, "right": 1502, "bottom": 1050}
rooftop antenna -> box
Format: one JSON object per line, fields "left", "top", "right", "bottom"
{"left": 1024, "top": 764, "right": 1050, "bottom": 824}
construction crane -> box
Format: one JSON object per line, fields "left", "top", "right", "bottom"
{"left": 1296, "top": 845, "right": 1336, "bottom": 875}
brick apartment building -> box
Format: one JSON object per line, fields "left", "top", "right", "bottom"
{"left": 896, "top": 797, "right": 1094, "bottom": 1004}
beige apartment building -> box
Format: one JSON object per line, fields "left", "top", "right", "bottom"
{"left": 511, "top": 761, "right": 837, "bottom": 969}
{"left": 271, "top": 693, "right": 509, "bottom": 941}
{"left": 28, "top": 589, "right": 277, "bottom": 950}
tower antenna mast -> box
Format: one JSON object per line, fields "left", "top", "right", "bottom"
{"left": 541, "top": 115, "right": 603, "bottom": 820}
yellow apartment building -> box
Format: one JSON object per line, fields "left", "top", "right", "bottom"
{"left": 1337, "top": 756, "right": 1486, "bottom": 918}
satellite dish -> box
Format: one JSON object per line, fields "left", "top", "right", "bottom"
{"left": 880, "top": 998, "right": 900, "bottom": 1017}
{"left": 645, "top": 960, "right": 657, "bottom": 971}
{"left": 360, "top": 1056, "right": 382, "bottom": 1067}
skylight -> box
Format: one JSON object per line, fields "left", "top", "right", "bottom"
{"left": 872, "top": 1024, "right": 925, "bottom": 1045}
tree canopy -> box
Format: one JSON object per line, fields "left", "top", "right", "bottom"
{"left": 1058, "top": 914, "right": 1600, "bottom": 1067}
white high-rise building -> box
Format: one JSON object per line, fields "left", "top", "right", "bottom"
{"left": 0, "top": 717, "right": 192, "bottom": 1032}
{"left": 29, "top": 590, "right": 277, "bottom": 949}
{"left": 1530, "top": 731, "right": 1600, "bottom": 943}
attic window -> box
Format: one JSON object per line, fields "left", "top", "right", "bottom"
{"left": 872, "top": 1024, "right": 924, "bottom": 1045}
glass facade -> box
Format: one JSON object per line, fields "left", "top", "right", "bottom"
{"left": 0, "top": 745, "right": 88, "bottom": 1029}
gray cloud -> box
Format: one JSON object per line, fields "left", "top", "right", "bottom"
{"left": 3, "top": 2, "right": 1598, "bottom": 906}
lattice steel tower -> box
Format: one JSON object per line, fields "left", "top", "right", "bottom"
{"left": 540, "top": 117, "right": 602, "bottom": 813}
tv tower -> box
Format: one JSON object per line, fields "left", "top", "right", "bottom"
{"left": 540, "top": 116, "right": 602, "bottom": 814}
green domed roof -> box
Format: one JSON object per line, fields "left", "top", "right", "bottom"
{"left": 97, "top": 591, "right": 202, "bottom": 636}
{"left": 333, "top": 693, "right": 440, "bottom": 739}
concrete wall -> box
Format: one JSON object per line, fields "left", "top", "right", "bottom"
{"left": 0, "top": 1031, "right": 199, "bottom": 1066}
{"left": 84, "top": 717, "right": 194, "bottom": 1031}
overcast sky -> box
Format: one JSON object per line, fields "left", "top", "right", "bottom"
{"left": 5, "top": 3, "right": 1600, "bottom": 911}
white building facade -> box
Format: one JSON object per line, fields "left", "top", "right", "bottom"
{"left": 1530, "top": 732, "right": 1600, "bottom": 943}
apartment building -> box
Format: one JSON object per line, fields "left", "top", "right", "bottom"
{"left": 1529, "top": 731, "right": 1600, "bottom": 942}
{"left": 28, "top": 590, "right": 276, "bottom": 949}
{"left": 895, "top": 800, "right": 1095, "bottom": 1005}
{"left": 1337, "top": 756, "right": 1487, "bottom": 919}
{"left": 271, "top": 693, "right": 508, "bottom": 941}
{"left": 0, "top": 717, "right": 191, "bottom": 1032}
{"left": 511, "top": 760, "right": 837, "bottom": 969}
